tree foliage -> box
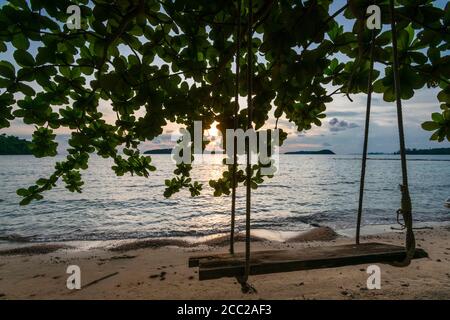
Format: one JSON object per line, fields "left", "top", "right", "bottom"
{"left": 0, "top": 133, "right": 32, "bottom": 154}
{"left": 0, "top": 0, "right": 448, "bottom": 205}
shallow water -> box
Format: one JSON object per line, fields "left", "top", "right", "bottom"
{"left": 0, "top": 154, "right": 449, "bottom": 242}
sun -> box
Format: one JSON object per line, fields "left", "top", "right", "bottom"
{"left": 207, "top": 121, "right": 220, "bottom": 138}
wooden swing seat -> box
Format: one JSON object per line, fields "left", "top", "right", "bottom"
{"left": 189, "top": 242, "right": 428, "bottom": 281}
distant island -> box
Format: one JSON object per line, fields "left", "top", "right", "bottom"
{"left": 144, "top": 148, "right": 173, "bottom": 154}
{"left": 284, "top": 149, "right": 335, "bottom": 155}
{"left": 0, "top": 134, "right": 32, "bottom": 155}
{"left": 395, "top": 148, "right": 450, "bottom": 155}
{"left": 144, "top": 148, "right": 336, "bottom": 155}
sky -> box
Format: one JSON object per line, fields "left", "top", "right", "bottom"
{"left": 0, "top": 0, "right": 449, "bottom": 154}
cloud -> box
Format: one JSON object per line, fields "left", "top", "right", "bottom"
{"left": 328, "top": 117, "right": 359, "bottom": 132}
{"left": 326, "top": 111, "right": 359, "bottom": 117}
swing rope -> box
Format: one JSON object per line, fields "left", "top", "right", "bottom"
{"left": 230, "top": 0, "right": 242, "bottom": 256}
{"left": 388, "top": 0, "right": 415, "bottom": 266}
{"left": 355, "top": 28, "right": 376, "bottom": 245}
{"left": 236, "top": 0, "right": 256, "bottom": 294}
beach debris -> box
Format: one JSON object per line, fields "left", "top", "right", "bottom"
{"left": 340, "top": 290, "right": 353, "bottom": 298}
{"left": 110, "top": 239, "right": 191, "bottom": 252}
{"left": 199, "top": 233, "right": 265, "bottom": 247}
{"left": 149, "top": 271, "right": 167, "bottom": 281}
{"left": 287, "top": 226, "right": 339, "bottom": 242}
{"left": 0, "top": 244, "right": 70, "bottom": 256}
{"left": 79, "top": 272, "right": 119, "bottom": 291}
{"left": 99, "top": 255, "right": 136, "bottom": 262}
{"left": 111, "top": 254, "right": 136, "bottom": 260}
{"left": 108, "top": 234, "right": 267, "bottom": 252}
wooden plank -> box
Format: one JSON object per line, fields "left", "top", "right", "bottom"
{"left": 191, "top": 243, "right": 427, "bottom": 281}
{"left": 188, "top": 243, "right": 415, "bottom": 268}
{"left": 189, "top": 249, "right": 277, "bottom": 268}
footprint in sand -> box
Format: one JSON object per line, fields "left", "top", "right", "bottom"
{"left": 149, "top": 271, "right": 167, "bottom": 281}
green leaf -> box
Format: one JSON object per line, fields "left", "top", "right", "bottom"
{"left": 14, "top": 49, "right": 35, "bottom": 67}
{"left": 430, "top": 131, "right": 440, "bottom": 141}
{"left": 17, "top": 83, "right": 36, "bottom": 96}
{"left": 9, "top": 0, "right": 28, "bottom": 9}
{"left": 431, "top": 112, "right": 443, "bottom": 123}
{"left": 0, "top": 61, "right": 15, "bottom": 79}
{"left": 12, "top": 33, "right": 30, "bottom": 50}
{"left": 16, "top": 188, "right": 29, "bottom": 196}
{"left": 410, "top": 52, "right": 427, "bottom": 65}
{"left": 19, "top": 197, "right": 32, "bottom": 206}
{"left": 421, "top": 121, "right": 439, "bottom": 131}
{"left": 36, "top": 178, "right": 48, "bottom": 186}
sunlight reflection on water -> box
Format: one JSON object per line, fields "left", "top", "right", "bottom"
{"left": 0, "top": 154, "right": 449, "bottom": 242}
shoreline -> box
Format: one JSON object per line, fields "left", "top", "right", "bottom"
{"left": 0, "top": 226, "right": 336, "bottom": 254}
{"left": 0, "top": 225, "right": 449, "bottom": 299}
{"left": 1, "top": 221, "right": 448, "bottom": 253}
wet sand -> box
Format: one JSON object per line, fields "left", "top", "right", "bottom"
{"left": 0, "top": 226, "right": 449, "bottom": 299}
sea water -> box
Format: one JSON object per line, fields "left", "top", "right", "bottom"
{"left": 0, "top": 154, "right": 449, "bottom": 242}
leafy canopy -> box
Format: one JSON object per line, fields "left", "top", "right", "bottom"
{"left": 0, "top": 133, "right": 32, "bottom": 155}
{"left": 0, "top": 0, "right": 448, "bottom": 205}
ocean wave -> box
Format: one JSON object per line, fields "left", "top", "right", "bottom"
{"left": 0, "top": 233, "right": 35, "bottom": 242}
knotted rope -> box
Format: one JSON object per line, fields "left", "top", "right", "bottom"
{"left": 356, "top": 27, "right": 376, "bottom": 245}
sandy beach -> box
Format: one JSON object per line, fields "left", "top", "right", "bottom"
{"left": 0, "top": 226, "right": 449, "bottom": 300}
